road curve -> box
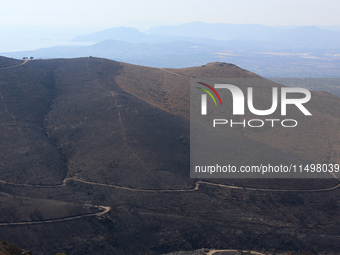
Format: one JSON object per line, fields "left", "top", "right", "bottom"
{"left": 206, "top": 249, "right": 264, "bottom": 255}
{"left": 0, "top": 205, "right": 111, "bottom": 227}
{"left": 0, "top": 59, "right": 30, "bottom": 70}
{"left": 0, "top": 177, "right": 339, "bottom": 193}
{"left": 71, "top": 178, "right": 340, "bottom": 193}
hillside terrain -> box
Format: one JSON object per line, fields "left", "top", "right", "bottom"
{"left": 270, "top": 78, "right": 340, "bottom": 97}
{"left": 0, "top": 56, "right": 339, "bottom": 254}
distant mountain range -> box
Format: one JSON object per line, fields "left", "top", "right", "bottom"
{"left": 74, "top": 22, "right": 340, "bottom": 49}
{"left": 2, "top": 22, "right": 340, "bottom": 77}
{"left": 73, "top": 26, "right": 186, "bottom": 44}
{"left": 146, "top": 21, "right": 340, "bottom": 49}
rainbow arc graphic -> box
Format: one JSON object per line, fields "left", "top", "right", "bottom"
{"left": 197, "top": 82, "right": 223, "bottom": 106}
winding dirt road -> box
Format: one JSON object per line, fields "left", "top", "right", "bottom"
{"left": 206, "top": 249, "right": 264, "bottom": 255}
{"left": 0, "top": 59, "right": 29, "bottom": 70}
{"left": 1, "top": 176, "right": 339, "bottom": 193}
{"left": 0, "top": 205, "right": 111, "bottom": 227}
{"left": 1, "top": 176, "right": 338, "bottom": 227}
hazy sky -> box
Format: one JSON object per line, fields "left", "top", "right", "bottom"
{"left": 1, "top": 0, "right": 340, "bottom": 52}
{"left": 1, "top": 0, "right": 340, "bottom": 29}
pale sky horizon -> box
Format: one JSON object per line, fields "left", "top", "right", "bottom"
{"left": 1, "top": 0, "right": 340, "bottom": 52}
{"left": 1, "top": 0, "right": 340, "bottom": 29}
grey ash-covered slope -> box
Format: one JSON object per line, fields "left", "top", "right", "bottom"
{"left": 0, "top": 57, "right": 67, "bottom": 185}
{"left": 0, "top": 56, "right": 339, "bottom": 255}
{"left": 2, "top": 57, "right": 337, "bottom": 187}
{"left": 0, "top": 57, "right": 190, "bottom": 188}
